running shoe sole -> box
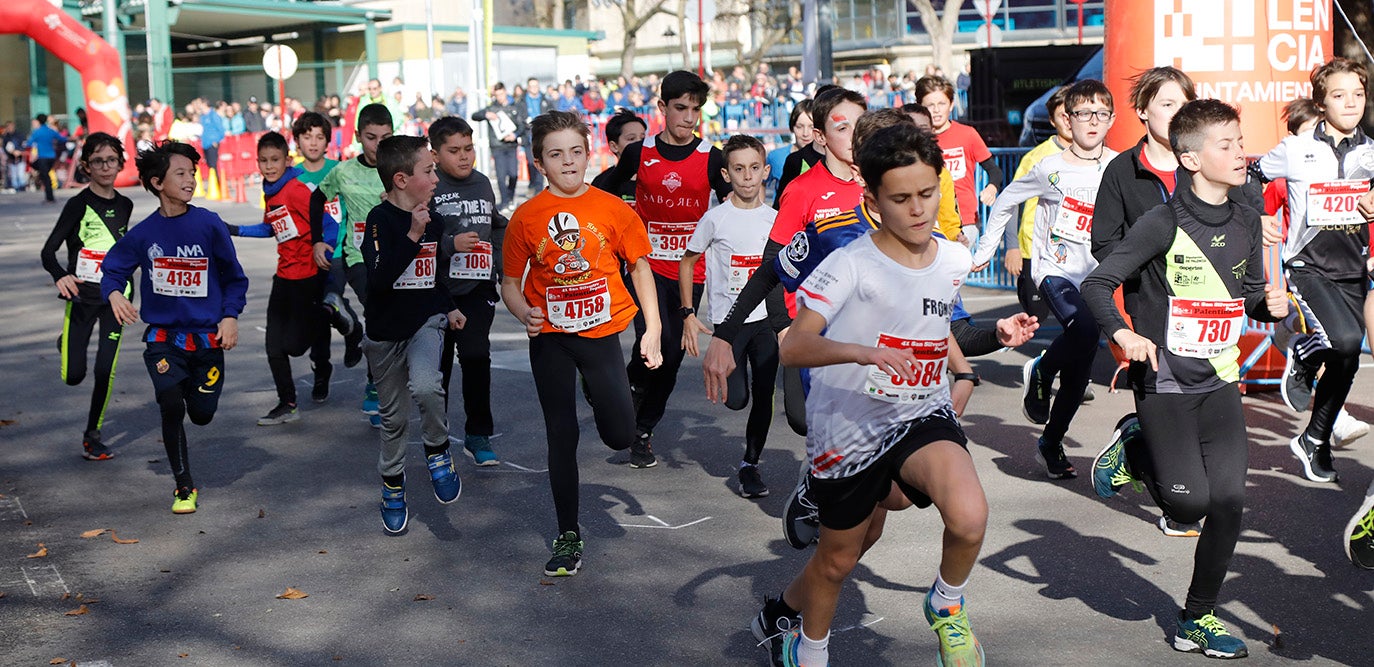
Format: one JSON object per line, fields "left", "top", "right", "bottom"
{"left": 1034, "top": 449, "right": 1077, "bottom": 479}
{"left": 1279, "top": 344, "right": 1312, "bottom": 413}
{"left": 1158, "top": 516, "right": 1202, "bottom": 537}
{"left": 1021, "top": 356, "right": 1048, "bottom": 425}
{"left": 1173, "top": 636, "right": 1248, "bottom": 659}
{"left": 257, "top": 411, "right": 299, "bottom": 426}
{"left": 82, "top": 449, "right": 114, "bottom": 461}
{"left": 1344, "top": 486, "right": 1374, "bottom": 568}
{"left": 1289, "top": 435, "right": 1336, "bottom": 483}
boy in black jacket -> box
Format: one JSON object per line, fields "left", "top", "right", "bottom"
{"left": 362, "top": 135, "right": 468, "bottom": 534}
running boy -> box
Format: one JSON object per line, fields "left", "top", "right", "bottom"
{"left": 362, "top": 135, "right": 467, "bottom": 535}
{"left": 971, "top": 79, "right": 1118, "bottom": 479}
{"left": 320, "top": 103, "right": 394, "bottom": 427}
{"left": 680, "top": 134, "right": 778, "bottom": 499}
{"left": 1259, "top": 57, "right": 1374, "bottom": 483}
{"left": 1084, "top": 99, "right": 1287, "bottom": 659}
{"left": 589, "top": 108, "right": 647, "bottom": 204}
{"left": 40, "top": 132, "right": 134, "bottom": 460}
{"left": 428, "top": 116, "right": 505, "bottom": 466}
{"left": 915, "top": 75, "right": 1003, "bottom": 244}
{"left": 100, "top": 141, "right": 249, "bottom": 514}
{"left": 598, "top": 70, "right": 731, "bottom": 468}
{"left": 769, "top": 122, "right": 986, "bottom": 667}
{"left": 502, "top": 110, "right": 662, "bottom": 576}
{"left": 224, "top": 131, "right": 328, "bottom": 425}
{"left": 1007, "top": 86, "right": 1072, "bottom": 321}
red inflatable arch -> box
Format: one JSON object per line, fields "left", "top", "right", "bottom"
{"left": 6, "top": 0, "right": 138, "bottom": 186}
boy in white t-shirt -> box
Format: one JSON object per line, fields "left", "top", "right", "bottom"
{"left": 680, "top": 135, "right": 779, "bottom": 499}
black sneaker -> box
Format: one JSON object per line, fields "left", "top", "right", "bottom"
{"left": 324, "top": 300, "right": 353, "bottom": 336}
{"left": 544, "top": 531, "right": 583, "bottom": 577}
{"left": 257, "top": 402, "right": 299, "bottom": 426}
{"left": 783, "top": 473, "right": 820, "bottom": 549}
{"left": 1345, "top": 481, "right": 1374, "bottom": 569}
{"left": 1289, "top": 434, "right": 1337, "bottom": 483}
{"left": 1021, "top": 353, "right": 1051, "bottom": 425}
{"left": 749, "top": 595, "right": 799, "bottom": 667}
{"left": 311, "top": 362, "right": 332, "bottom": 403}
{"left": 1280, "top": 337, "right": 1317, "bottom": 412}
{"left": 1035, "top": 437, "right": 1076, "bottom": 479}
{"left": 629, "top": 432, "right": 657, "bottom": 468}
{"left": 738, "top": 465, "right": 770, "bottom": 498}
{"left": 343, "top": 324, "right": 364, "bottom": 369}
{"left": 81, "top": 430, "right": 113, "bottom": 461}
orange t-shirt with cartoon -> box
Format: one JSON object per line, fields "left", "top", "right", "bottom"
{"left": 503, "top": 187, "right": 652, "bottom": 338}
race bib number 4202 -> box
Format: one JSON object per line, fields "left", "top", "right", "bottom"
{"left": 863, "top": 334, "right": 948, "bottom": 404}
{"left": 1306, "top": 180, "right": 1369, "bottom": 227}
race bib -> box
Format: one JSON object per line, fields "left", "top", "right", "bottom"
{"left": 727, "top": 254, "right": 762, "bottom": 295}
{"left": 449, "top": 241, "right": 493, "bottom": 280}
{"left": 266, "top": 206, "right": 300, "bottom": 243}
{"left": 351, "top": 221, "right": 366, "bottom": 250}
{"left": 1166, "top": 297, "right": 1245, "bottom": 358}
{"left": 546, "top": 278, "right": 612, "bottom": 332}
{"left": 324, "top": 198, "right": 342, "bottom": 221}
{"left": 1050, "top": 196, "right": 1094, "bottom": 245}
{"left": 1306, "top": 180, "right": 1369, "bottom": 227}
{"left": 75, "top": 248, "right": 106, "bottom": 282}
{"left": 393, "top": 242, "right": 437, "bottom": 290}
{"left": 152, "top": 256, "right": 209, "bottom": 297}
{"left": 647, "top": 221, "right": 695, "bottom": 261}
{"left": 863, "top": 334, "right": 947, "bottom": 404}
{"left": 942, "top": 146, "right": 967, "bottom": 181}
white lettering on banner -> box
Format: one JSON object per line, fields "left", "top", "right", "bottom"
{"left": 450, "top": 241, "right": 493, "bottom": 280}
{"left": 393, "top": 242, "right": 437, "bottom": 289}
{"left": 152, "top": 256, "right": 209, "bottom": 297}
{"left": 75, "top": 248, "right": 106, "bottom": 282}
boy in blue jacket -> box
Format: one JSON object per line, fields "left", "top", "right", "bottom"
{"left": 101, "top": 141, "right": 249, "bottom": 514}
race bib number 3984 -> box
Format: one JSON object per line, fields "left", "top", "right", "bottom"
{"left": 863, "top": 334, "right": 948, "bottom": 404}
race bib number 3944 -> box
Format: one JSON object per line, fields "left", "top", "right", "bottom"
{"left": 863, "top": 335, "right": 948, "bottom": 404}
{"left": 647, "top": 221, "right": 695, "bottom": 261}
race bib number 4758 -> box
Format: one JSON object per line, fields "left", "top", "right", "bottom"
{"left": 863, "top": 334, "right": 947, "bottom": 404}
{"left": 547, "top": 278, "right": 612, "bottom": 332}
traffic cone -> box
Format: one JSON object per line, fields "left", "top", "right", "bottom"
{"left": 204, "top": 169, "right": 221, "bottom": 201}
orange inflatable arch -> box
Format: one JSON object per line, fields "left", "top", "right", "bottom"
{"left": 6, "top": 0, "right": 138, "bottom": 187}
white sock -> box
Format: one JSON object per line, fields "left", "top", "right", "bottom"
{"left": 740, "top": 460, "right": 756, "bottom": 470}
{"left": 931, "top": 573, "right": 966, "bottom": 610}
{"left": 796, "top": 625, "right": 829, "bottom": 667}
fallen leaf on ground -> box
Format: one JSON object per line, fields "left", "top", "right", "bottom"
{"left": 61, "top": 592, "right": 71, "bottom": 601}
{"left": 412, "top": 593, "right": 434, "bottom": 601}
{"left": 80, "top": 529, "right": 108, "bottom": 539}
{"left": 538, "top": 580, "right": 556, "bottom": 586}
{"left": 82, "top": 597, "right": 100, "bottom": 604}
{"left": 332, "top": 656, "right": 342, "bottom": 661}
{"left": 49, "top": 658, "right": 65, "bottom": 665}
{"left": 318, "top": 550, "right": 327, "bottom": 554}
{"left": 276, "top": 587, "right": 308, "bottom": 600}
{"left": 158, "top": 568, "right": 171, "bottom": 573}
{"left": 258, "top": 509, "right": 265, "bottom": 518}
{"left": 0, "top": 591, "right": 6, "bottom": 598}
{"left": 27, "top": 544, "right": 48, "bottom": 558}
{"left": 0, "top": 419, "right": 17, "bottom": 426}
{"left": 178, "top": 653, "right": 189, "bottom": 658}
{"left": 64, "top": 605, "right": 88, "bottom": 616}
{"left": 110, "top": 531, "right": 139, "bottom": 544}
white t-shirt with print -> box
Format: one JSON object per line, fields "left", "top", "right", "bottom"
{"left": 686, "top": 198, "right": 777, "bottom": 324}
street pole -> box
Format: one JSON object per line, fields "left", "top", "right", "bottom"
{"left": 425, "top": 0, "right": 437, "bottom": 97}
{"left": 697, "top": 0, "right": 704, "bottom": 78}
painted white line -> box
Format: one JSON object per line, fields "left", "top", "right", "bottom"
{"left": 832, "top": 616, "right": 885, "bottom": 634}
{"left": 617, "top": 516, "right": 713, "bottom": 530}
{"left": 0, "top": 496, "right": 28, "bottom": 520}
{"left": 491, "top": 332, "right": 534, "bottom": 342}
{"left": 502, "top": 461, "right": 548, "bottom": 473}
{"left": 22, "top": 563, "right": 69, "bottom": 596}
{"left": 77, "top": 661, "right": 116, "bottom": 667}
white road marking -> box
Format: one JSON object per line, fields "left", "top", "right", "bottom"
{"left": 617, "top": 515, "right": 712, "bottom": 530}
{"left": 502, "top": 462, "right": 548, "bottom": 473}
{"left": 0, "top": 496, "right": 28, "bottom": 520}
{"left": 832, "top": 616, "right": 885, "bottom": 634}
{"left": 10, "top": 563, "right": 70, "bottom": 596}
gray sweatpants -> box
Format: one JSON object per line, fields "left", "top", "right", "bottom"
{"left": 364, "top": 314, "right": 450, "bottom": 478}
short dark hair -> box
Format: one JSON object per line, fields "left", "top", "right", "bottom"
{"left": 136, "top": 141, "right": 201, "bottom": 195}
{"left": 853, "top": 108, "right": 916, "bottom": 155}
{"left": 1169, "top": 98, "right": 1241, "bottom": 159}
{"left": 855, "top": 123, "right": 944, "bottom": 193}
{"left": 1283, "top": 98, "right": 1321, "bottom": 135}
{"left": 900, "top": 103, "right": 932, "bottom": 124}
{"left": 530, "top": 110, "right": 589, "bottom": 159}
{"left": 721, "top": 134, "right": 766, "bottom": 163}
{"left": 291, "top": 111, "right": 332, "bottom": 142}
{"left": 35, "top": 113, "right": 48, "bottom": 124}
{"left": 257, "top": 131, "right": 289, "bottom": 155}
{"left": 811, "top": 87, "right": 867, "bottom": 132}
{"left": 376, "top": 135, "right": 430, "bottom": 193}
{"left": 788, "top": 99, "right": 814, "bottom": 131}
{"left": 605, "top": 108, "right": 647, "bottom": 144}
{"left": 1046, "top": 86, "right": 1070, "bottom": 116}
{"left": 1064, "top": 79, "right": 1114, "bottom": 112}
{"left": 428, "top": 116, "right": 474, "bottom": 149}
{"left": 660, "top": 70, "right": 711, "bottom": 105}
{"left": 80, "top": 132, "right": 124, "bottom": 165}
{"left": 813, "top": 84, "right": 840, "bottom": 98}
{"left": 357, "top": 103, "right": 393, "bottom": 131}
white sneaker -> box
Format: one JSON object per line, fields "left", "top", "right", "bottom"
{"left": 1332, "top": 409, "right": 1370, "bottom": 449}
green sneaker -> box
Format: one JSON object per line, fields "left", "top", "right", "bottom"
{"left": 1174, "top": 611, "right": 1248, "bottom": 659}
{"left": 172, "top": 487, "right": 198, "bottom": 514}
{"left": 1092, "top": 414, "right": 1143, "bottom": 499}
{"left": 924, "top": 594, "right": 985, "bottom": 667}
{"left": 544, "top": 531, "right": 583, "bottom": 577}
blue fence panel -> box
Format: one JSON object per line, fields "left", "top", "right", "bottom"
{"left": 967, "top": 146, "right": 1031, "bottom": 289}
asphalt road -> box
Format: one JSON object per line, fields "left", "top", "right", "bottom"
{"left": 1, "top": 187, "right": 1371, "bottom": 666}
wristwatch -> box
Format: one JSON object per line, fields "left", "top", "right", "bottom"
{"left": 952, "top": 372, "right": 980, "bottom": 386}
{"left": 680, "top": 306, "right": 696, "bottom": 319}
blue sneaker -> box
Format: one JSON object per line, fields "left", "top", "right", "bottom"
{"left": 464, "top": 435, "right": 499, "bottom": 466}
{"left": 362, "top": 382, "right": 379, "bottom": 415}
{"left": 779, "top": 627, "right": 828, "bottom": 667}
{"left": 369, "top": 414, "right": 382, "bottom": 429}
{"left": 380, "top": 482, "right": 407, "bottom": 534}
{"left": 1174, "top": 611, "right": 1248, "bottom": 659}
{"left": 427, "top": 450, "right": 462, "bottom": 504}
{"left": 1092, "top": 414, "right": 1142, "bottom": 498}
{"left": 924, "top": 594, "right": 985, "bottom": 667}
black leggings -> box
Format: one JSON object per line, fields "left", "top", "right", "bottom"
{"left": 61, "top": 300, "right": 123, "bottom": 435}
{"left": 530, "top": 333, "right": 637, "bottom": 536}
{"left": 265, "top": 275, "right": 329, "bottom": 405}
{"left": 1016, "top": 258, "right": 1051, "bottom": 321}
{"left": 626, "top": 271, "right": 703, "bottom": 435}
{"left": 144, "top": 344, "right": 224, "bottom": 491}
{"left": 1134, "top": 385, "right": 1247, "bottom": 615}
{"left": 782, "top": 364, "right": 807, "bottom": 436}
{"left": 724, "top": 319, "right": 779, "bottom": 464}
{"left": 1288, "top": 271, "right": 1365, "bottom": 444}
{"left": 1036, "top": 275, "right": 1099, "bottom": 444}
{"left": 440, "top": 284, "right": 497, "bottom": 436}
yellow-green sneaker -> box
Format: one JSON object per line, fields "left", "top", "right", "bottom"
{"left": 924, "top": 594, "right": 985, "bottom": 667}
{"left": 172, "top": 487, "right": 198, "bottom": 514}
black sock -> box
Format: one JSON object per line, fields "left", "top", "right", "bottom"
{"left": 423, "top": 443, "right": 449, "bottom": 458}
{"left": 1181, "top": 607, "right": 1212, "bottom": 621}
{"left": 382, "top": 473, "right": 404, "bottom": 488}
{"left": 774, "top": 594, "right": 799, "bottom": 618}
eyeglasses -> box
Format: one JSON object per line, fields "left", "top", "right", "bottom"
{"left": 1069, "top": 109, "right": 1115, "bottom": 122}
{"left": 87, "top": 157, "right": 122, "bottom": 169}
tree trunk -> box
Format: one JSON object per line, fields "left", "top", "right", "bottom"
{"left": 622, "top": 31, "right": 640, "bottom": 81}
{"left": 678, "top": 0, "right": 691, "bottom": 72}
{"left": 910, "top": 0, "right": 969, "bottom": 77}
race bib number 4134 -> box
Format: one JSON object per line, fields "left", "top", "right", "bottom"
{"left": 152, "top": 256, "right": 209, "bottom": 297}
